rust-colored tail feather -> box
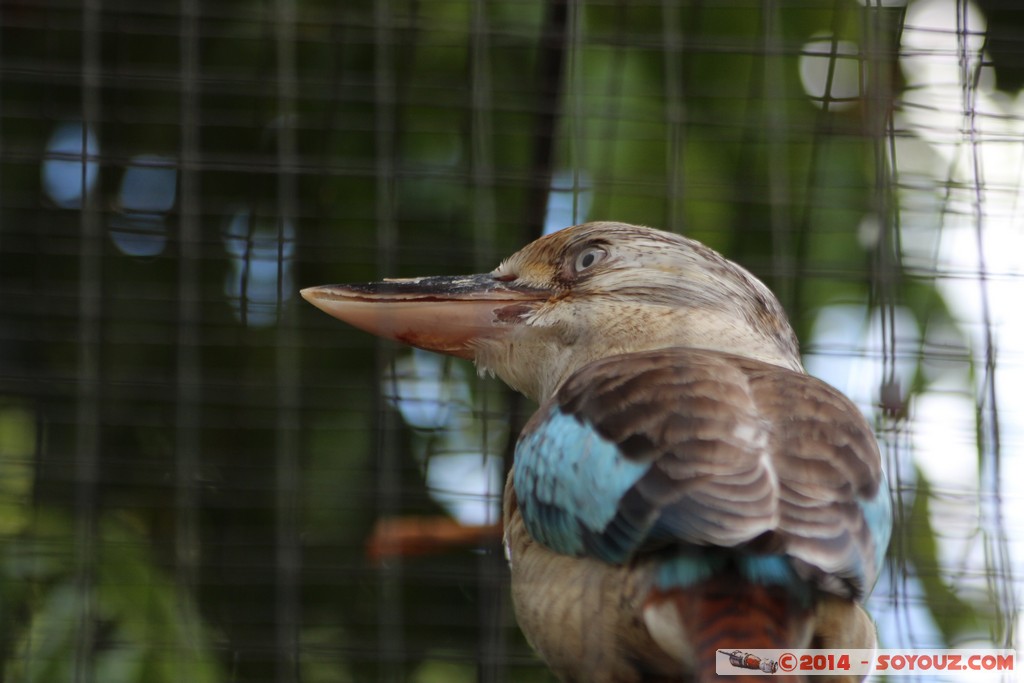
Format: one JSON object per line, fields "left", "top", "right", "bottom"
{"left": 647, "top": 576, "right": 812, "bottom": 683}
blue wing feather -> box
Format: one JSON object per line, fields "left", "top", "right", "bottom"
{"left": 860, "top": 469, "right": 892, "bottom": 587}
{"left": 515, "top": 406, "right": 650, "bottom": 562}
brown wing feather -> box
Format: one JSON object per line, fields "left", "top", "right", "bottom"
{"left": 552, "top": 347, "right": 885, "bottom": 595}
{"left": 556, "top": 350, "right": 780, "bottom": 548}
{"left": 740, "top": 360, "right": 884, "bottom": 594}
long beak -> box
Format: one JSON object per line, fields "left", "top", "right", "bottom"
{"left": 301, "top": 274, "right": 548, "bottom": 360}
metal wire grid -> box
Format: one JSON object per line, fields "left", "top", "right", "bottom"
{"left": 0, "top": 1, "right": 1020, "bottom": 681}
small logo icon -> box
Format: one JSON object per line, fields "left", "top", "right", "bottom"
{"left": 720, "top": 650, "right": 779, "bottom": 674}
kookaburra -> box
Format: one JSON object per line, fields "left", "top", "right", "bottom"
{"left": 302, "top": 222, "right": 891, "bottom": 683}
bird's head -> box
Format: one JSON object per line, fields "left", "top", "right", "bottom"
{"left": 302, "top": 222, "right": 802, "bottom": 402}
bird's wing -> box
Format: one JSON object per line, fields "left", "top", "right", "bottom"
{"left": 513, "top": 347, "right": 890, "bottom": 598}
{"left": 739, "top": 359, "right": 891, "bottom": 596}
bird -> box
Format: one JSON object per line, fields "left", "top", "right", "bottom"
{"left": 301, "top": 221, "right": 892, "bottom": 683}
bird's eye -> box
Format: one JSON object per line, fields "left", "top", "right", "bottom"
{"left": 573, "top": 246, "right": 607, "bottom": 273}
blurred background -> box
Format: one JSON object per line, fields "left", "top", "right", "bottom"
{"left": 1, "top": 0, "right": 1022, "bottom": 681}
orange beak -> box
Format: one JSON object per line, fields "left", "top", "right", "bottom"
{"left": 300, "top": 274, "right": 549, "bottom": 360}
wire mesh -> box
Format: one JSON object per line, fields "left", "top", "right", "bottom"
{"left": 0, "top": 0, "right": 1021, "bottom": 681}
